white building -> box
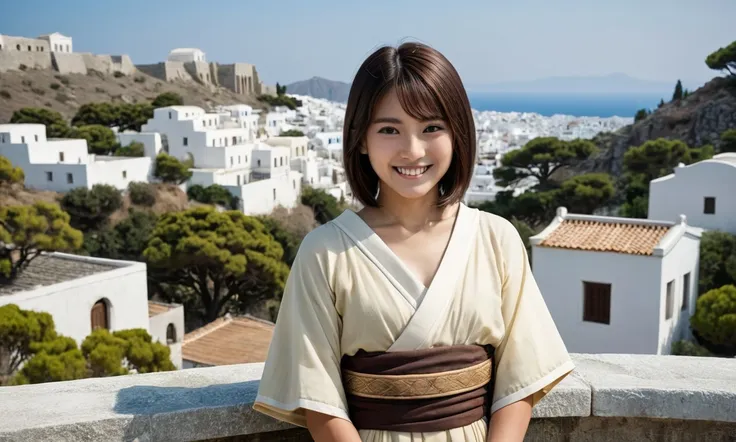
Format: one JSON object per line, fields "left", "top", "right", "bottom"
{"left": 311, "top": 131, "right": 343, "bottom": 161}
{"left": 38, "top": 32, "right": 72, "bottom": 53}
{"left": 148, "top": 301, "right": 185, "bottom": 370}
{"left": 216, "top": 105, "right": 260, "bottom": 142}
{"left": 264, "top": 112, "right": 288, "bottom": 137}
{"left": 0, "top": 253, "right": 183, "bottom": 369}
{"left": 0, "top": 124, "right": 152, "bottom": 192}
{"left": 530, "top": 207, "right": 702, "bottom": 356}
{"left": 648, "top": 153, "right": 736, "bottom": 235}
{"left": 167, "top": 48, "right": 206, "bottom": 63}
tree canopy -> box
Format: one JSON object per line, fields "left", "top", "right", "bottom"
{"left": 143, "top": 207, "right": 290, "bottom": 322}
{"left": 0, "top": 202, "right": 83, "bottom": 281}
{"left": 698, "top": 230, "right": 736, "bottom": 295}
{"left": 300, "top": 186, "right": 344, "bottom": 224}
{"left": 81, "top": 328, "right": 175, "bottom": 377}
{"left": 83, "top": 209, "right": 158, "bottom": 261}
{"left": 0, "top": 155, "right": 24, "bottom": 185}
{"left": 672, "top": 79, "right": 683, "bottom": 101}
{"left": 690, "top": 284, "right": 736, "bottom": 356}
{"left": 71, "top": 124, "right": 119, "bottom": 155}
{"left": 10, "top": 108, "right": 71, "bottom": 138}
{"left": 114, "top": 141, "right": 145, "bottom": 157}
{"left": 154, "top": 153, "right": 193, "bottom": 184}
{"left": 60, "top": 184, "right": 123, "bottom": 231}
{"left": 151, "top": 92, "right": 184, "bottom": 108}
{"left": 279, "top": 129, "right": 304, "bottom": 137}
{"left": 556, "top": 173, "right": 615, "bottom": 214}
{"left": 719, "top": 129, "right": 736, "bottom": 153}
{"left": 620, "top": 138, "right": 713, "bottom": 218}
{"left": 705, "top": 40, "right": 736, "bottom": 76}
{"left": 0, "top": 304, "right": 57, "bottom": 384}
{"left": 493, "top": 137, "right": 598, "bottom": 190}
{"left": 187, "top": 184, "right": 239, "bottom": 210}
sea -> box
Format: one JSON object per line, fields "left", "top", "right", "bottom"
{"left": 467, "top": 92, "right": 665, "bottom": 118}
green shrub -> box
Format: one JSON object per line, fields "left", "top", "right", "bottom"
{"left": 128, "top": 182, "right": 156, "bottom": 207}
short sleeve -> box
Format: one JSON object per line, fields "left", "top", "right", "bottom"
{"left": 490, "top": 220, "right": 574, "bottom": 414}
{"left": 253, "top": 227, "right": 350, "bottom": 427}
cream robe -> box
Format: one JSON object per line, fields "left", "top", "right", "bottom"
{"left": 253, "top": 204, "right": 574, "bottom": 441}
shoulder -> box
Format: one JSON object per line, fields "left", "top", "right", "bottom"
{"left": 475, "top": 208, "right": 522, "bottom": 247}
{"left": 293, "top": 210, "right": 353, "bottom": 261}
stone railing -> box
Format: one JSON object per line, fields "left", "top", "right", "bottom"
{"left": 1, "top": 354, "right": 735, "bottom": 442}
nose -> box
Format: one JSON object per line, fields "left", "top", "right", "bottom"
{"left": 399, "top": 135, "right": 426, "bottom": 161}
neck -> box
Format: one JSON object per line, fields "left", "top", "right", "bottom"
{"left": 374, "top": 183, "right": 458, "bottom": 231}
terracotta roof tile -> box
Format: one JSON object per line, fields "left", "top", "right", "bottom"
{"left": 540, "top": 219, "right": 671, "bottom": 255}
{"left": 148, "top": 301, "right": 176, "bottom": 317}
{"left": 182, "top": 315, "right": 274, "bottom": 366}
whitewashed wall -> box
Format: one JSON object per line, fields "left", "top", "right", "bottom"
{"left": 531, "top": 247, "right": 663, "bottom": 355}
{"left": 148, "top": 304, "right": 185, "bottom": 369}
{"left": 117, "top": 132, "right": 162, "bottom": 159}
{"left": 649, "top": 157, "right": 736, "bottom": 234}
{"left": 87, "top": 157, "right": 152, "bottom": 190}
{"left": 657, "top": 233, "right": 701, "bottom": 354}
{"left": 0, "top": 254, "right": 150, "bottom": 346}
{"left": 230, "top": 170, "right": 302, "bottom": 215}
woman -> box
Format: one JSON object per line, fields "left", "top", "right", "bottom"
{"left": 253, "top": 41, "right": 574, "bottom": 441}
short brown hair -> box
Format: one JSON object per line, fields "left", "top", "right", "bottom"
{"left": 343, "top": 42, "right": 476, "bottom": 208}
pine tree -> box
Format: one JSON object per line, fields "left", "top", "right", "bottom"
{"left": 672, "top": 80, "right": 683, "bottom": 101}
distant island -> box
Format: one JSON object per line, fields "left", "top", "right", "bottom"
{"left": 465, "top": 73, "right": 682, "bottom": 95}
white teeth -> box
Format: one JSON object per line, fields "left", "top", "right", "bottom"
{"left": 396, "top": 166, "right": 429, "bottom": 176}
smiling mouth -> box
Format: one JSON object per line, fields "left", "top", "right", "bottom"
{"left": 393, "top": 165, "right": 432, "bottom": 177}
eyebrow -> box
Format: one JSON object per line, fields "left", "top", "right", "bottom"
{"left": 371, "top": 116, "right": 444, "bottom": 124}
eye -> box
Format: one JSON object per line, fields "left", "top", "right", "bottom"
{"left": 378, "top": 127, "right": 399, "bottom": 135}
{"left": 424, "top": 125, "right": 445, "bottom": 133}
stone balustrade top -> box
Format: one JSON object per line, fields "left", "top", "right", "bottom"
{"left": 0, "top": 353, "right": 734, "bottom": 442}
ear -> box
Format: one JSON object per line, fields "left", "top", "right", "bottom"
{"left": 359, "top": 144, "right": 368, "bottom": 155}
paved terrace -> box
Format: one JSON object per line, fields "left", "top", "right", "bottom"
{"left": 0, "top": 354, "right": 735, "bottom": 441}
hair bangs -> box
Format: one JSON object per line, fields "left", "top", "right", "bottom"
{"left": 393, "top": 71, "right": 447, "bottom": 123}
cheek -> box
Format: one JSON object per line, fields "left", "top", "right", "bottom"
{"left": 428, "top": 136, "right": 454, "bottom": 164}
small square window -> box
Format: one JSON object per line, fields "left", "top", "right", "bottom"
{"left": 583, "top": 281, "right": 611, "bottom": 324}
{"left": 34, "top": 134, "right": 38, "bottom": 142}
{"left": 183, "top": 137, "right": 188, "bottom": 146}
{"left": 59, "top": 152, "right": 65, "bottom": 162}
{"left": 66, "top": 173, "right": 73, "bottom": 184}
{"left": 704, "top": 197, "right": 716, "bottom": 214}
{"left": 122, "top": 170, "right": 127, "bottom": 179}
{"left": 273, "top": 189, "right": 276, "bottom": 200}
{"left": 46, "top": 171, "right": 53, "bottom": 181}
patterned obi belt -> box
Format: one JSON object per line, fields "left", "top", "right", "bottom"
{"left": 341, "top": 344, "right": 493, "bottom": 432}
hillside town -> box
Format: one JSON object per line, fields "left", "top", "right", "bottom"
{"left": 1, "top": 29, "right": 735, "bottom": 423}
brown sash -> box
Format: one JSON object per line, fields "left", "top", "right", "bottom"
{"left": 341, "top": 344, "right": 493, "bottom": 432}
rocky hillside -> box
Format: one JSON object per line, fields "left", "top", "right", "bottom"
{"left": 0, "top": 69, "right": 265, "bottom": 123}
{"left": 286, "top": 76, "right": 351, "bottom": 102}
{"left": 582, "top": 76, "right": 736, "bottom": 176}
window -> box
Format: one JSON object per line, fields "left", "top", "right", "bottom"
{"left": 274, "top": 158, "right": 277, "bottom": 167}
{"left": 59, "top": 152, "right": 64, "bottom": 162}
{"left": 27, "top": 45, "right": 31, "bottom": 51}
{"left": 66, "top": 173, "right": 73, "bottom": 184}
{"left": 665, "top": 280, "right": 675, "bottom": 320}
{"left": 34, "top": 134, "right": 38, "bottom": 142}
{"left": 273, "top": 189, "right": 276, "bottom": 200}
{"left": 583, "top": 281, "right": 611, "bottom": 324}
{"left": 166, "top": 324, "right": 177, "bottom": 344}
{"left": 704, "top": 197, "right": 716, "bottom": 214}
{"left": 46, "top": 171, "right": 53, "bottom": 182}
{"left": 21, "top": 136, "right": 25, "bottom": 143}
{"left": 280, "top": 157, "right": 284, "bottom": 166}
{"left": 232, "top": 136, "right": 237, "bottom": 145}
{"left": 122, "top": 170, "right": 127, "bottom": 179}
{"left": 230, "top": 156, "right": 233, "bottom": 166}
{"left": 257, "top": 159, "right": 261, "bottom": 167}
{"left": 54, "top": 44, "right": 58, "bottom": 51}
{"left": 183, "top": 137, "right": 188, "bottom": 146}
{"left": 169, "top": 112, "right": 172, "bottom": 119}
{"left": 16, "top": 44, "right": 20, "bottom": 50}
{"left": 90, "top": 300, "right": 108, "bottom": 330}
{"left": 238, "top": 156, "right": 241, "bottom": 164}
{"left": 66, "top": 44, "right": 70, "bottom": 52}
{"left": 293, "top": 180, "right": 296, "bottom": 189}
{"left": 237, "top": 175, "right": 241, "bottom": 186}
{"left": 682, "top": 273, "right": 691, "bottom": 311}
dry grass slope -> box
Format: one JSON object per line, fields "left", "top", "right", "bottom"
{"left": 0, "top": 68, "right": 267, "bottom": 123}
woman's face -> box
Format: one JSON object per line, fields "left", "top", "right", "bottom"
{"left": 363, "top": 89, "right": 453, "bottom": 203}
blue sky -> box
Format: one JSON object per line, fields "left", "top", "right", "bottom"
{"left": 1, "top": 0, "right": 733, "bottom": 90}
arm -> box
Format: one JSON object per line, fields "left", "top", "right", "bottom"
{"left": 306, "top": 410, "right": 362, "bottom": 442}
{"left": 487, "top": 396, "right": 532, "bottom": 442}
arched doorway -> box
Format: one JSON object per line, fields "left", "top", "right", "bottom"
{"left": 90, "top": 300, "right": 108, "bottom": 330}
